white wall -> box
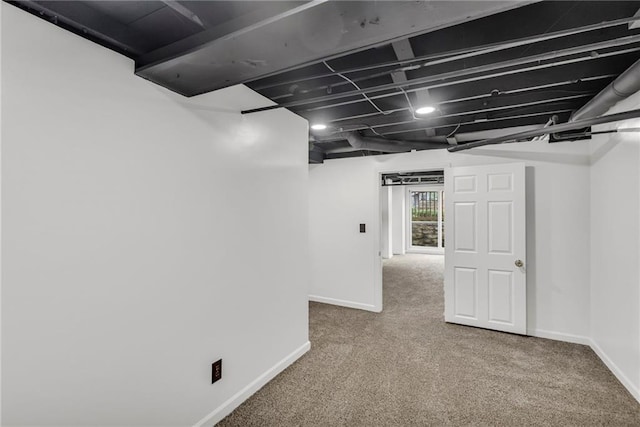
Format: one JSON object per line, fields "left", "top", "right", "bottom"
{"left": 309, "top": 140, "right": 592, "bottom": 341}
{"left": 308, "top": 159, "right": 381, "bottom": 311}
{"left": 1, "top": 5, "right": 309, "bottom": 426}
{"left": 589, "top": 91, "right": 640, "bottom": 402}
{"left": 391, "top": 186, "right": 405, "bottom": 255}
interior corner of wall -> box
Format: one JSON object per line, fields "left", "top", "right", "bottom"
{"left": 589, "top": 337, "right": 640, "bottom": 404}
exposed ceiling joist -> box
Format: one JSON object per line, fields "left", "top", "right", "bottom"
{"left": 244, "top": 35, "right": 640, "bottom": 113}
{"left": 254, "top": 14, "right": 640, "bottom": 93}
{"left": 301, "top": 73, "right": 616, "bottom": 114}
{"left": 9, "top": 0, "right": 640, "bottom": 163}
{"left": 391, "top": 39, "right": 436, "bottom": 137}
{"left": 135, "top": 1, "right": 533, "bottom": 96}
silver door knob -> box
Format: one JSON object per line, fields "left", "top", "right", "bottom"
{"left": 515, "top": 259, "right": 524, "bottom": 268}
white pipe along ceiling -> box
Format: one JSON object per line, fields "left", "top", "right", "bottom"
{"left": 8, "top": 0, "right": 640, "bottom": 162}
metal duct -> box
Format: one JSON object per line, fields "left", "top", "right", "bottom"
{"left": 571, "top": 58, "right": 640, "bottom": 121}
{"left": 321, "top": 132, "right": 446, "bottom": 154}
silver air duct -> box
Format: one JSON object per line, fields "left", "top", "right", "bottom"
{"left": 570, "top": 58, "right": 640, "bottom": 122}
{"left": 323, "top": 132, "right": 446, "bottom": 154}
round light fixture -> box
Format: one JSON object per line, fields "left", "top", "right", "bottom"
{"left": 415, "top": 106, "right": 436, "bottom": 115}
{"left": 311, "top": 123, "right": 327, "bottom": 131}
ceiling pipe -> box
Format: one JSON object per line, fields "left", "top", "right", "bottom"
{"left": 448, "top": 108, "right": 640, "bottom": 152}
{"left": 570, "top": 58, "right": 640, "bottom": 121}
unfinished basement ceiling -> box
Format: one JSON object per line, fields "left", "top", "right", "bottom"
{"left": 9, "top": 1, "right": 640, "bottom": 163}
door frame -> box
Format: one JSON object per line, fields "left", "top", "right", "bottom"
{"left": 374, "top": 164, "right": 449, "bottom": 312}
{"left": 405, "top": 185, "right": 445, "bottom": 255}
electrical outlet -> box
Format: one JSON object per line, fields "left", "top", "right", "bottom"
{"left": 212, "top": 359, "right": 222, "bottom": 384}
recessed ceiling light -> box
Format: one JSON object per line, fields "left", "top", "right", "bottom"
{"left": 311, "top": 123, "right": 327, "bottom": 131}
{"left": 415, "top": 106, "right": 436, "bottom": 115}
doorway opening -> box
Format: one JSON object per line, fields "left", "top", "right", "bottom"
{"left": 377, "top": 169, "right": 445, "bottom": 312}
{"left": 380, "top": 169, "right": 445, "bottom": 259}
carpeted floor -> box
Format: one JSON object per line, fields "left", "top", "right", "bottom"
{"left": 219, "top": 254, "right": 640, "bottom": 426}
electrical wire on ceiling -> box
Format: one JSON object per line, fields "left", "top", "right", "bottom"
{"left": 322, "top": 60, "right": 393, "bottom": 116}
{"left": 445, "top": 123, "right": 462, "bottom": 138}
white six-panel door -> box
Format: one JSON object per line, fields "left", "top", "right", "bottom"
{"left": 444, "top": 163, "right": 526, "bottom": 334}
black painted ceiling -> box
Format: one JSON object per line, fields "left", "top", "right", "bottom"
{"left": 8, "top": 1, "right": 640, "bottom": 162}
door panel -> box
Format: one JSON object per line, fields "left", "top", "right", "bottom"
{"left": 453, "top": 202, "right": 476, "bottom": 252}
{"left": 445, "top": 163, "right": 526, "bottom": 335}
{"left": 453, "top": 175, "right": 477, "bottom": 193}
{"left": 488, "top": 269, "right": 513, "bottom": 324}
{"left": 454, "top": 267, "right": 477, "bottom": 319}
{"left": 488, "top": 201, "right": 512, "bottom": 254}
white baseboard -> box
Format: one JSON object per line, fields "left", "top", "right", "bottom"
{"left": 193, "top": 341, "right": 311, "bottom": 427}
{"left": 528, "top": 329, "right": 591, "bottom": 346}
{"left": 589, "top": 338, "right": 640, "bottom": 404}
{"left": 308, "top": 295, "right": 381, "bottom": 312}
{"left": 530, "top": 330, "right": 639, "bottom": 404}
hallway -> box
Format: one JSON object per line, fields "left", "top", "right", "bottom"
{"left": 220, "top": 255, "right": 639, "bottom": 426}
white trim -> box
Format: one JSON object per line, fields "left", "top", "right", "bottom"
{"left": 529, "top": 330, "right": 639, "bottom": 403}
{"left": 589, "top": 338, "right": 640, "bottom": 403}
{"left": 528, "top": 329, "right": 591, "bottom": 346}
{"left": 193, "top": 341, "right": 311, "bottom": 427}
{"left": 309, "top": 295, "right": 381, "bottom": 312}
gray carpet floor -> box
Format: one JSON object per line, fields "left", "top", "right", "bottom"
{"left": 219, "top": 254, "right": 640, "bottom": 426}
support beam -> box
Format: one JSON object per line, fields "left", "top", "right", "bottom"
{"left": 391, "top": 39, "right": 436, "bottom": 137}
{"left": 135, "top": 1, "right": 531, "bottom": 96}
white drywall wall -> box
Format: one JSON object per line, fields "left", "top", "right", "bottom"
{"left": 391, "top": 186, "right": 405, "bottom": 255}
{"left": 590, "top": 91, "right": 640, "bottom": 402}
{"left": 309, "top": 140, "right": 592, "bottom": 341}
{"left": 308, "top": 160, "right": 381, "bottom": 312}
{"left": 1, "top": 4, "right": 309, "bottom": 426}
